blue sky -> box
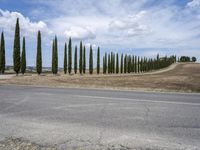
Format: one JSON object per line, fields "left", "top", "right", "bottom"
{"left": 0, "top": 0, "right": 200, "bottom": 67}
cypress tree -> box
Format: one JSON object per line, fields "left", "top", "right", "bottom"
{"left": 120, "top": 54, "right": 123, "bottom": 74}
{"left": 116, "top": 53, "right": 119, "bottom": 74}
{"left": 51, "top": 39, "right": 55, "bottom": 73}
{"left": 83, "top": 45, "right": 86, "bottom": 74}
{"left": 63, "top": 43, "right": 67, "bottom": 74}
{"left": 113, "top": 53, "right": 115, "bottom": 73}
{"left": 137, "top": 56, "right": 140, "bottom": 73}
{"left": 132, "top": 55, "right": 134, "bottom": 73}
{"left": 54, "top": 36, "right": 58, "bottom": 74}
{"left": 36, "top": 31, "right": 42, "bottom": 75}
{"left": 13, "top": 18, "right": 21, "bottom": 75}
{"left": 52, "top": 36, "right": 58, "bottom": 74}
{"left": 79, "top": 41, "right": 83, "bottom": 74}
{"left": 105, "top": 52, "right": 107, "bottom": 73}
{"left": 140, "top": 58, "right": 143, "bottom": 72}
{"left": 108, "top": 54, "right": 110, "bottom": 74}
{"left": 21, "top": 37, "right": 26, "bottom": 74}
{"left": 97, "top": 47, "right": 100, "bottom": 74}
{"left": 134, "top": 56, "right": 137, "bottom": 73}
{"left": 0, "top": 32, "right": 5, "bottom": 74}
{"left": 89, "top": 45, "right": 93, "bottom": 74}
{"left": 128, "top": 55, "right": 131, "bottom": 73}
{"left": 124, "top": 55, "right": 127, "bottom": 73}
{"left": 74, "top": 45, "right": 77, "bottom": 74}
{"left": 68, "top": 37, "right": 72, "bottom": 74}
{"left": 103, "top": 56, "right": 105, "bottom": 74}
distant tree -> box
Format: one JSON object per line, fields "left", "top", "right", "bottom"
{"left": 68, "top": 37, "right": 72, "bottom": 74}
{"left": 180, "top": 56, "right": 190, "bottom": 62}
{"left": 137, "top": 56, "right": 140, "bottom": 73}
{"left": 36, "top": 31, "right": 42, "bottom": 75}
{"left": 63, "top": 43, "right": 67, "bottom": 74}
{"left": 74, "top": 45, "right": 77, "bottom": 74}
{"left": 89, "top": 45, "right": 93, "bottom": 74}
{"left": 192, "top": 57, "right": 197, "bottom": 62}
{"left": 120, "top": 54, "right": 123, "bottom": 74}
{"left": 140, "top": 57, "right": 143, "bottom": 72}
{"left": 83, "top": 45, "right": 86, "bottom": 74}
{"left": 111, "top": 52, "right": 115, "bottom": 73}
{"left": 103, "top": 56, "right": 105, "bottom": 74}
{"left": 0, "top": 32, "right": 5, "bottom": 74}
{"left": 79, "top": 41, "right": 83, "bottom": 74}
{"left": 124, "top": 55, "right": 127, "bottom": 73}
{"left": 97, "top": 47, "right": 100, "bottom": 74}
{"left": 13, "top": 18, "right": 21, "bottom": 75}
{"left": 104, "top": 52, "right": 107, "bottom": 74}
{"left": 128, "top": 55, "right": 131, "bottom": 73}
{"left": 21, "top": 37, "right": 26, "bottom": 74}
{"left": 108, "top": 54, "right": 110, "bottom": 74}
{"left": 116, "top": 53, "right": 119, "bottom": 74}
{"left": 131, "top": 55, "right": 134, "bottom": 73}
{"left": 134, "top": 55, "right": 137, "bottom": 73}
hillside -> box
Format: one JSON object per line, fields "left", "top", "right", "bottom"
{"left": 0, "top": 63, "right": 200, "bottom": 92}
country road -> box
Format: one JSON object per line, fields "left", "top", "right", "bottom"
{"left": 0, "top": 85, "right": 200, "bottom": 150}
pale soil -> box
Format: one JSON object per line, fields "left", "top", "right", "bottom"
{"left": 0, "top": 63, "right": 199, "bottom": 92}
{"left": 0, "top": 137, "right": 56, "bottom": 150}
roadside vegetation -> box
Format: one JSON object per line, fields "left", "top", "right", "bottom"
{"left": 0, "top": 18, "right": 198, "bottom": 76}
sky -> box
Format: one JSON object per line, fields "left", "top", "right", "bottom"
{"left": 0, "top": 0, "right": 200, "bottom": 67}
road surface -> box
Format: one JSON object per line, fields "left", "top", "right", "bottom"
{"left": 0, "top": 85, "right": 200, "bottom": 149}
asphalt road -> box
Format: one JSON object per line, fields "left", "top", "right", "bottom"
{"left": 0, "top": 85, "right": 200, "bottom": 150}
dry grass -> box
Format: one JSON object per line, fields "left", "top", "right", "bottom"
{"left": 0, "top": 63, "right": 200, "bottom": 92}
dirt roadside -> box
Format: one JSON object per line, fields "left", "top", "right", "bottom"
{"left": 0, "top": 63, "right": 199, "bottom": 93}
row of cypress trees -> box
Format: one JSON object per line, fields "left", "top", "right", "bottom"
{"left": 1, "top": 18, "right": 175, "bottom": 75}
{"left": 103, "top": 52, "right": 175, "bottom": 74}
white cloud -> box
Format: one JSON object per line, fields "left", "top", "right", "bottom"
{"left": 0, "top": 9, "right": 52, "bottom": 36}
{"left": 85, "top": 43, "right": 97, "bottom": 48}
{"left": 187, "top": 0, "right": 200, "bottom": 8}
{"left": 109, "top": 11, "right": 151, "bottom": 37}
{"left": 64, "top": 26, "right": 96, "bottom": 40}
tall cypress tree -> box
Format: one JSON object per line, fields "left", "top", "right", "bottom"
{"left": 137, "top": 56, "right": 140, "bottom": 73}
{"left": 13, "top": 18, "right": 21, "bottom": 75}
{"left": 64, "top": 43, "right": 67, "bottom": 74}
{"left": 21, "top": 37, "right": 26, "bottom": 74}
{"left": 103, "top": 56, "right": 105, "bottom": 74}
{"left": 134, "top": 56, "right": 137, "bottom": 73}
{"left": 68, "top": 37, "right": 72, "bottom": 74}
{"left": 83, "top": 45, "right": 86, "bottom": 74}
{"left": 97, "top": 47, "right": 100, "bottom": 74}
{"left": 74, "top": 45, "right": 77, "bottom": 74}
{"left": 105, "top": 52, "right": 107, "bottom": 73}
{"left": 120, "top": 54, "right": 123, "bottom": 74}
{"left": 52, "top": 39, "right": 55, "bottom": 73}
{"left": 0, "top": 32, "right": 5, "bottom": 74}
{"left": 54, "top": 36, "right": 58, "bottom": 74}
{"left": 133, "top": 55, "right": 135, "bottom": 73}
{"left": 52, "top": 36, "right": 58, "bottom": 74}
{"left": 108, "top": 54, "right": 110, "bottom": 74}
{"left": 36, "top": 31, "right": 42, "bottom": 75}
{"left": 113, "top": 53, "right": 115, "bottom": 73}
{"left": 116, "top": 53, "right": 119, "bottom": 74}
{"left": 79, "top": 41, "right": 83, "bottom": 74}
{"left": 89, "top": 45, "right": 93, "bottom": 74}
{"left": 124, "top": 55, "right": 127, "bottom": 73}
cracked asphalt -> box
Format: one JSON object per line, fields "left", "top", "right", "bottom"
{"left": 0, "top": 85, "right": 200, "bottom": 150}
